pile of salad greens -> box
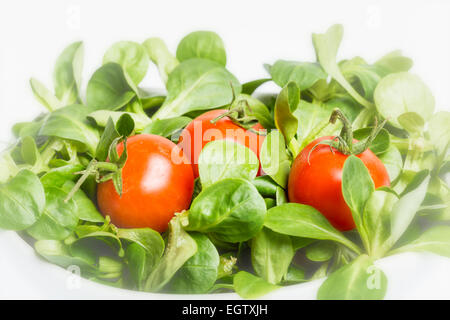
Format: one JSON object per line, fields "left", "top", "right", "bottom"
{"left": 0, "top": 25, "right": 449, "bottom": 299}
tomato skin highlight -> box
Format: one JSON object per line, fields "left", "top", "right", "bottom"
{"left": 288, "top": 136, "right": 390, "bottom": 231}
{"left": 178, "top": 109, "right": 265, "bottom": 177}
{"left": 97, "top": 134, "right": 194, "bottom": 233}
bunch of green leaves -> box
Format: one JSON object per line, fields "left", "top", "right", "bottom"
{"left": 0, "top": 26, "right": 449, "bottom": 299}
{"left": 0, "top": 31, "right": 255, "bottom": 292}
{"left": 235, "top": 24, "right": 449, "bottom": 299}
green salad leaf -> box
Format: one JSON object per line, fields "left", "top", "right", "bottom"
{"left": 259, "top": 130, "right": 291, "bottom": 188}
{"left": 145, "top": 216, "right": 197, "bottom": 292}
{"left": 233, "top": 271, "right": 280, "bottom": 299}
{"left": 392, "top": 226, "right": 450, "bottom": 258}
{"left": 317, "top": 255, "right": 387, "bottom": 300}
{"left": 152, "top": 59, "right": 240, "bottom": 119}
{"left": 103, "top": 41, "right": 149, "bottom": 89}
{"left": 170, "top": 232, "right": 220, "bottom": 293}
{"left": 142, "top": 116, "right": 190, "bottom": 139}
{"left": 176, "top": 31, "right": 226, "bottom": 66}
{"left": 27, "top": 186, "right": 78, "bottom": 240}
{"left": 270, "top": 60, "right": 327, "bottom": 90}
{"left": 342, "top": 156, "right": 375, "bottom": 249}
{"left": 265, "top": 203, "right": 362, "bottom": 254}
{"left": 274, "top": 82, "right": 300, "bottom": 154}
{"left": 53, "top": 41, "right": 84, "bottom": 106}
{"left": 374, "top": 72, "right": 435, "bottom": 129}
{"left": 312, "top": 24, "right": 374, "bottom": 109}
{"left": 39, "top": 104, "right": 100, "bottom": 155}
{"left": 29, "top": 78, "right": 62, "bottom": 111}
{"left": 86, "top": 63, "right": 136, "bottom": 111}
{"left": 0, "top": 170, "right": 45, "bottom": 230}
{"left": 186, "top": 178, "right": 266, "bottom": 243}
{"left": 143, "top": 37, "right": 179, "bottom": 84}
{"left": 251, "top": 227, "right": 294, "bottom": 284}
{"left": 198, "top": 140, "right": 259, "bottom": 188}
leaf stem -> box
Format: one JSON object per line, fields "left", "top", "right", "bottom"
{"left": 97, "top": 162, "right": 119, "bottom": 172}
{"left": 287, "top": 138, "right": 301, "bottom": 158}
{"left": 339, "top": 237, "right": 363, "bottom": 256}
{"left": 128, "top": 99, "right": 148, "bottom": 117}
{"left": 210, "top": 110, "right": 236, "bottom": 124}
{"left": 64, "top": 160, "right": 98, "bottom": 202}
{"left": 335, "top": 74, "right": 374, "bottom": 110}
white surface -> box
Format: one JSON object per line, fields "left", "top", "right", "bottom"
{"left": 0, "top": 0, "right": 450, "bottom": 299}
{"left": 1, "top": 230, "right": 450, "bottom": 299}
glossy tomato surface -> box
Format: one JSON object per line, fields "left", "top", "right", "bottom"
{"left": 97, "top": 134, "right": 194, "bottom": 232}
{"left": 178, "top": 109, "right": 265, "bottom": 177}
{"left": 288, "top": 136, "right": 390, "bottom": 231}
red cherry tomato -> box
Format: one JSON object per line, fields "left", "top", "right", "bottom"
{"left": 97, "top": 134, "right": 194, "bottom": 232}
{"left": 178, "top": 109, "right": 265, "bottom": 177}
{"left": 288, "top": 136, "right": 390, "bottom": 231}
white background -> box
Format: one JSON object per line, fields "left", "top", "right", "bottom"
{"left": 0, "top": 0, "right": 450, "bottom": 299}
{"left": 1, "top": 0, "right": 449, "bottom": 145}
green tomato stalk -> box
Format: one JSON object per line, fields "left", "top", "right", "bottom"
{"left": 210, "top": 88, "right": 266, "bottom": 136}
{"left": 309, "top": 109, "right": 387, "bottom": 159}
{"left": 64, "top": 137, "right": 128, "bottom": 202}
